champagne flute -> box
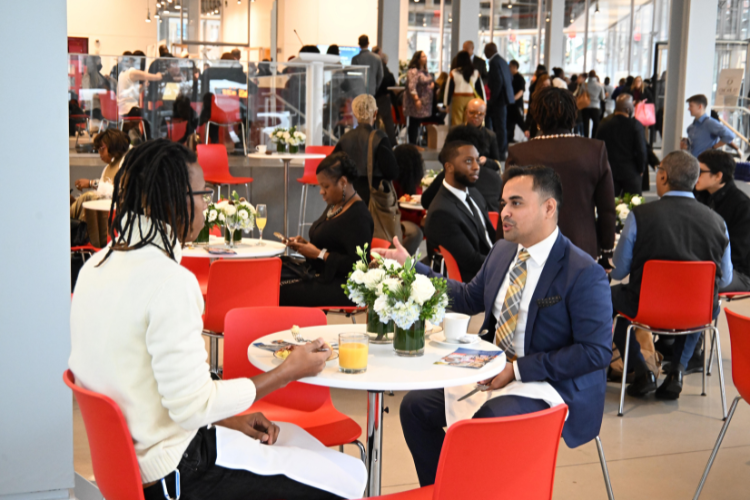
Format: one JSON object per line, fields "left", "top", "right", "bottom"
{"left": 256, "top": 204, "right": 267, "bottom": 246}
{"left": 225, "top": 212, "right": 240, "bottom": 249}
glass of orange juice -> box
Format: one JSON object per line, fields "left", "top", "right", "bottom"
{"left": 338, "top": 333, "right": 369, "bottom": 374}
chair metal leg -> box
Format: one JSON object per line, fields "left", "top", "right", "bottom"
{"left": 209, "top": 336, "right": 220, "bottom": 378}
{"left": 712, "top": 326, "right": 728, "bottom": 419}
{"left": 702, "top": 329, "right": 707, "bottom": 396}
{"left": 351, "top": 313, "right": 357, "bottom": 325}
{"left": 297, "top": 185, "right": 307, "bottom": 236}
{"left": 595, "top": 436, "right": 615, "bottom": 500}
{"left": 618, "top": 322, "right": 634, "bottom": 416}
{"left": 351, "top": 440, "right": 367, "bottom": 466}
{"left": 693, "top": 396, "right": 741, "bottom": 500}
{"left": 244, "top": 183, "right": 250, "bottom": 202}
{"left": 240, "top": 121, "right": 248, "bottom": 156}
{"left": 338, "top": 445, "right": 344, "bottom": 452}
{"left": 205, "top": 123, "right": 211, "bottom": 144}
{"left": 707, "top": 320, "right": 717, "bottom": 375}
{"left": 301, "top": 185, "right": 309, "bottom": 237}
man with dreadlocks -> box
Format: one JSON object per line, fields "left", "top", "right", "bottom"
{"left": 507, "top": 87, "right": 616, "bottom": 268}
{"left": 69, "top": 140, "right": 366, "bottom": 499}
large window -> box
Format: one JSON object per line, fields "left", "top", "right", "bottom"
{"left": 482, "top": 0, "right": 543, "bottom": 78}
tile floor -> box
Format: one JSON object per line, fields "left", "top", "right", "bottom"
{"left": 73, "top": 298, "right": 750, "bottom": 499}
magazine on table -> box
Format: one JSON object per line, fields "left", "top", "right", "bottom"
{"left": 434, "top": 348, "right": 502, "bottom": 369}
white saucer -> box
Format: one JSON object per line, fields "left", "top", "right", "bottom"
{"left": 428, "top": 332, "right": 480, "bottom": 347}
{"left": 425, "top": 321, "right": 443, "bottom": 334}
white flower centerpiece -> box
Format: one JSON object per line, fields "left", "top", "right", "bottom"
{"left": 421, "top": 169, "right": 438, "bottom": 188}
{"left": 270, "top": 127, "right": 289, "bottom": 153}
{"left": 197, "top": 201, "right": 221, "bottom": 244}
{"left": 343, "top": 244, "right": 395, "bottom": 343}
{"left": 269, "top": 126, "right": 306, "bottom": 154}
{"left": 345, "top": 246, "right": 449, "bottom": 357}
{"left": 614, "top": 193, "right": 645, "bottom": 232}
{"left": 215, "top": 191, "right": 256, "bottom": 245}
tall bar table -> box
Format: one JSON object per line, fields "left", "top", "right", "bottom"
{"left": 247, "top": 152, "right": 326, "bottom": 243}
{"left": 248, "top": 324, "right": 505, "bottom": 496}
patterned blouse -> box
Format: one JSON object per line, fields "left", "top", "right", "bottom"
{"left": 404, "top": 67, "right": 434, "bottom": 118}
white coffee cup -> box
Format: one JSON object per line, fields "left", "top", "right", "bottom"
{"left": 255, "top": 145, "right": 267, "bottom": 154}
{"left": 443, "top": 313, "right": 470, "bottom": 341}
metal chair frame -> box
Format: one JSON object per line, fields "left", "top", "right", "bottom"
{"left": 693, "top": 395, "right": 742, "bottom": 499}
{"left": 707, "top": 294, "right": 750, "bottom": 375}
{"left": 205, "top": 120, "right": 248, "bottom": 156}
{"left": 595, "top": 436, "right": 616, "bottom": 500}
{"left": 615, "top": 315, "right": 727, "bottom": 419}
{"left": 297, "top": 183, "right": 313, "bottom": 238}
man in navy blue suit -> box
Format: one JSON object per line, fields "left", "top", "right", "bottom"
{"left": 380, "top": 165, "right": 612, "bottom": 487}
{"left": 484, "top": 42, "right": 516, "bottom": 160}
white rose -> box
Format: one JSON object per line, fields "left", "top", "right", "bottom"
{"left": 355, "top": 261, "right": 368, "bottom": 272}
{"left": 283, "top": 132, "right": 290, "bottom": 139}
{"left": 631, "top": 196, "right": 643, "bottom": 206}
{"left": 616, "top": 205, "right": 630, "bottom": 220}
{"left": 208, "top": 210, "right": 218, "bottom": 222}
{"left": 218, "top": 213, "right": 225, "bottom": 222}
{"left": 238, "top": 209, "right": 249, "bottom": 220}
{"left": 224, "top": 205, "right": 237, "bottom": 216}
{"left": 362, "top": 269, "right": 386, "bottom": 290}
{"left": 350, "top": 270, "right": 366, "bottom": 284}
{"left": 381, "top": 258, "right": 402, "bottom": 270}
{"left": 381, "top": 277, "right": 402, "bottom": 294}
{"left": 410, "top": 274, "right": 436, "bottom": 305}
{"left": 373, "top": 294, "right": 388, "bottom": 314}
{"left": 216, "top": 200, "right": 230, "bottom": 209}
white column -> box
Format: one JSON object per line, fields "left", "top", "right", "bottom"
{"left": 451, "top": 0, "right": 480, "bottom": 61}
{"left": 544, "top": 0, "right": 565, "bottom": 69}
{"left": 399, "top": 0, "right": 410, "bottom": 64}
{"left": 0, "top": 1, "right": 73, "bottom": 499}
{"left": 377, "top": 0, "right": 401, "bottom": 75}
{"left": 662, "top": 0, "right": 719, "bottom": 154}
{"left": 186, "top": 0, "right": 201, "bottom": 52}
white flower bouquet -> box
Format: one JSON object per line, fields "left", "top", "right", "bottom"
{"left": 614, "top": 193, "right": 645, "bottom": 230}
{"left": 269, "top": 126, "right": 306, "bottom": 153}
{"left": 215, "top": 191, "right": 256, "bottom": 242}
{"left": 344, "top": 244, "right": 396, "bottom": 343}
{"left": 421, "top": 169, "right": 438, "bottom": 188}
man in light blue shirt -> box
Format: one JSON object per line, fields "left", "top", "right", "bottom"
{"left": 611, "top": 151, "right": 732, "bottom": 400}
{"left": 681, "top": 94, "right": 738, "bottom": 157}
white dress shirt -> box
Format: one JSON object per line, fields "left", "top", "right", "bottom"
{"left": 444, "top": 227, "right": 566, "bottom": 427}
{"left": 442, "top": 179, "right": 493, "bottom": 247}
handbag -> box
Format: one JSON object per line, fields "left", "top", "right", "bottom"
{"left": 367, "top": 130, "right": 402, "bottom": 242}
{"left": 634, "top": 101, "right": 656, "bottom": 127}
{"left": 280, "top": 255, "right": 317, "bottom": 284}
{"left": 575, "top": 84, "right": 591, "bottom": 110}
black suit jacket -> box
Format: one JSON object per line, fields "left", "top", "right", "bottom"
{"left": 424, "top": 185, "right": 497, "bottom": 282}
{"left": 487, "top": 54, "right": 515, "bottom": 108}
{"left": 473, "top": 55, "right": 488, "bottom": 81}
{"left": 595, "top": 114, "right": 647, "bottom": 182}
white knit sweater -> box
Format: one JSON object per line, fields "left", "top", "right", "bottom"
{"left": 69, "top": 217, "right": 257, "bottom": 483}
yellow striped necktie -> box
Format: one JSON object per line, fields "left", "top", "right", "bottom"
{"left": 494, "top": 249, "right": 531, "bottom": 361}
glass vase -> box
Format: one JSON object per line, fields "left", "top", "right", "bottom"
{"left": 289, "top": 144, "right": 299, "bottom": 154}
{"left": 224, "top": 228, "right": 242, "bottom": 245}
{"left": 195, "top": 225, "right": 210, "bottom": 245}
{"left": 276, "top": 142, "right": 287, "bottom": 153}
{"left": 367, "top": 307, "right": 394, "bottom": 344}
{"left": 394, "top": 319, "right": 426, "bottom": 357}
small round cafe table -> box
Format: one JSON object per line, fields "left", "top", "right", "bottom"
{"left": 81, "top": 199, "right": 113, "bottom": 212}
{"left": 181, "top": 235, "right": 285, "bottom": 259}
{"left": 246, "top": 152, "right": 326, "bottom": 244}
{"left": 248, "top": 324, "right": 506, "bottom": 497}
{"left": 81, "top": 199, "right": 114, "bottom": 248}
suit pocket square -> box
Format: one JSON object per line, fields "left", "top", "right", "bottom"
{"left": 536, "top": 295, "right": 562, "bottom": 308}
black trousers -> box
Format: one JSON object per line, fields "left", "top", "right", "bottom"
{"left": 581, "top": 107, "right": 601, "bottom": 138}
{"left": 506, "top": 105, "right": 524, "bottom": 144}
{"left": 486, "top": 104, "right": 508, "bottom": 159}
{"left": 400, "top": 388, "right": 549, "bottom": 487}
{"left": 720, "top": 269, "right": 750, "bottom": 292}
{"left": 407, "top": 116, "right": 422, "bottom": 145}
{"left": 376, "top": 94, "right": 398, "bottom": 146}
{"left": 143, "top": 427, "right": 342, "bottom": 500}
{"left": 613, "top": 175, "right": 643, "bottom": 196}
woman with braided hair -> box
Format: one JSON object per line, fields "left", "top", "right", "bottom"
{"left": 70, "top": 139, "right": 367, "bottom": 500}
{"left": 507, "top": 87, "right": 616, "bottom": 266}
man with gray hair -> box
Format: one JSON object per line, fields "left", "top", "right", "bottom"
{"left": 610, "top": 150, "right": 732, "bottom": 400}
{"left": 596, "top": 94, "right": 648, "bottom": 195}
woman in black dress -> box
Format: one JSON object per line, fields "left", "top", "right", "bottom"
{"left": 281, "top": 152, "right": 374, "bottom": 306}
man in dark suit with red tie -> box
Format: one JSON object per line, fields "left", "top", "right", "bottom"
{"left": 380, "top": 165, "right": 612, "bottom": 487}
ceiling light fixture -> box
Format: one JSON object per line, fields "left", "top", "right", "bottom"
{"left": 595, "top": 1, "right": 600, "bottom": 13}
{"left": 145, "top": 0, "right": 151, "bottom": 22}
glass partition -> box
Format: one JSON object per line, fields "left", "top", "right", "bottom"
{"left": 69, "top": 55, "right": 368, "bottom": 153}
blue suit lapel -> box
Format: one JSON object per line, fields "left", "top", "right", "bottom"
{"left": 481, "top": 243, "right": 516, "bottom": 336}
{"left": 524, "top": 232, "right": 567, "bottom": 354}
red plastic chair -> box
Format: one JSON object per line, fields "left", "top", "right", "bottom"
{"left": 707, "top": 291, "right": 750, "bottom": 375}
{"left": 63, "top": 370, "right": 148, "bottom": 500}
{"left": 197, "top": 144, "right": 253, "bottom": 201}
{"left": 223, "top": 307, "right": 364, "bottom": 457}
{"left": 181, "top": 256, "right": 210, "bottom": 299}
{"left": 488, "top": 211, "right": 499, "bottom": 230}
{"left": 296, "top": 145, "right": 334, "bottom": 237}
{"left": 614, "top": 260, "right": 727, "bottom": 418}
{"left": 371, "top": 237, "right": 392, "bottom": 250}
{"left": 167, "top": 118, "right": 188, "bottom": 142}
{"left": 694, "top": 307, "right": 750, "bottom": 498}
{"left": 98, "top": 91, "right": 118, "bottom": 132}
{"left": 368, "top": 405, "right": 568, "bottom": 500}
{"left": 438, "top": 245, "right": 462, "bottom": 282}
{"left": 202, "top": 258, "right": 282, "bottom": 376}
{"left": 206, "top": 94, "right": 247, "bottom": 155}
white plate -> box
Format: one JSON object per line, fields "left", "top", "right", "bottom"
{"left": 428, "top": 332, "right": 481, "bottom": 347}
{"left": 399, "top": 201, "right": 424, "bottom": 211}
{"left": 425, "top": 321, "right": 443, "bottom": 334}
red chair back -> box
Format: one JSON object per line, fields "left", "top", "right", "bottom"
{"left": 203, "top": 258, "right": 282, "bottom": 333}
{"left": 99, "top": 91, "right": 118, "bottom": 122}
{"left": 211, "top": 94, "right": 241, "bottom": 123}
{"left": 488, "top": 211, "right": 499, "bottom": 230}
{"left": 63, "top": 370, "right": 145, "bottom": 500}
{"left": 301, "top": 145, "right": 334, "bottom": 182}
{"left": 167, "top": 119, "right": 188, "bottom": 141}
{"left": 724, "top": 308, "right": 750, "bottom": 402}
{"left": 633, "top": 260, "right": 716, "bottom": 330}
{"left": 371, "top": 237, "right": 391, "bottom": 250}
{"left": 224, "top": 307, "right": 329, "bottom": 410}
{"left": 181, "top": 256, "right": 210, "bottom": 289}
{"left": 434, "top": 404, "right": 567, "bottom": 500}
{"left": 197, "top": 144, "right": 231, "bottom": 180}
{"left": 438, "top": 245, "right": 462, "bottom": 282}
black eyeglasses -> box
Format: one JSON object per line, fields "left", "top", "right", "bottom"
{"left": 189, "top": 189, "right": 214, "bottom": 204}
{"left": 699, "top": 169, "right": 712, "bottom": 176}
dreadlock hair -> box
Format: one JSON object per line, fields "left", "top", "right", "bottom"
{"left": 99, "top": 139, "right": 198, "bottom": 265}
{"left": 530, "top": 87, "right": 578, "bottom": 134}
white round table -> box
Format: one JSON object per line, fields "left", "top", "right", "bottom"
{"left": 248, "top": 324, "right": 505, "bottom": 496}
{"left": 247, "top": 152, "right": 326, "bottom": 245}
{"left": 81, "top": 199, "right": 113, "bottom": 212}
{"left": 182, "top": 235, "right": 285, "bottom": 259}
